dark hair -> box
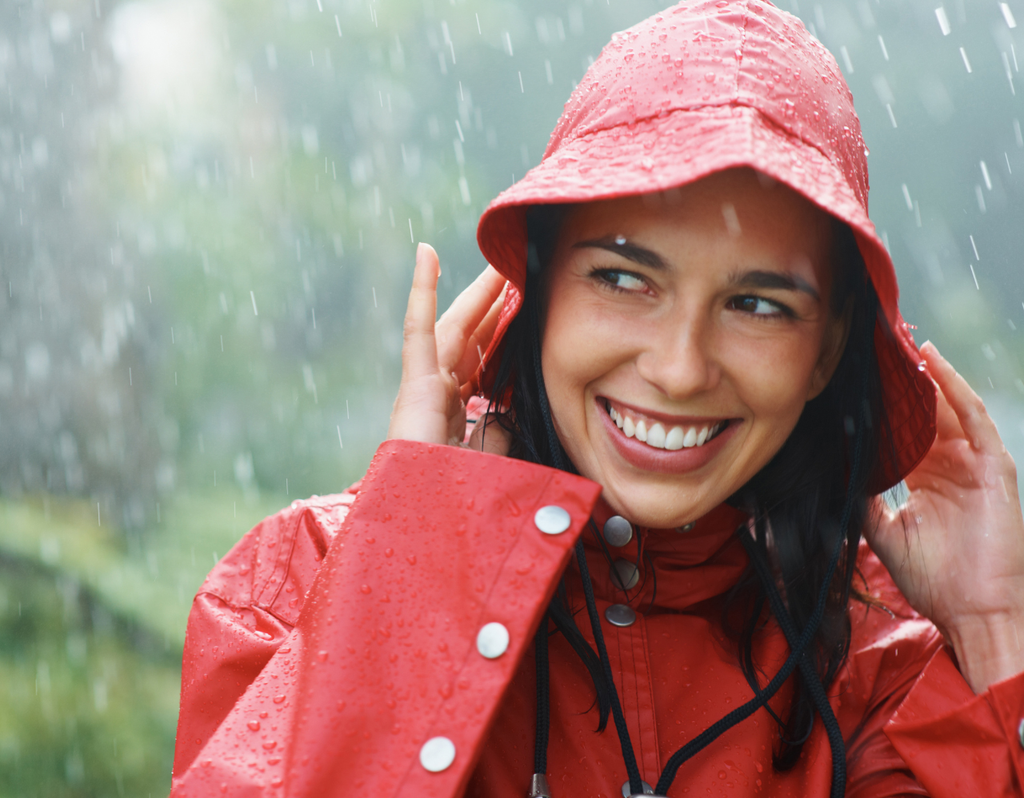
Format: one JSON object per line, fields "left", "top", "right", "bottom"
{"left": 486, "top": 202, "right": 894, "bottom": 769}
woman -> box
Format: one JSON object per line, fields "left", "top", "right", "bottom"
{"left": 170, "top": 1, "right": 1024, "bottom": 796}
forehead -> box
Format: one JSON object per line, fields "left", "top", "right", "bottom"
{"left": 559, "top": 168, "right": 831, "bottom": 245}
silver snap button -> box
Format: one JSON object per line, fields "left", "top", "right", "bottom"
{"left": 605, "top": 604, "right": 637, "bottom": 627}
{"left": 603, "top": 515, "right": 633, "bottom": 547}
{"left": 621, "top": 779, "right": 655, "bottom": 796}
{"left": 419, "top": 736, "right": 456, "bottom": 772}
{"left": 534, "top": 505, "right": 571, "bottom": 535}
{"left": 678, "top": 522, "right": 695, "bottom": 532}
{"left": 611, "top": 559, "right": 640, "bottom": 591}
{"left": 1018, "top": 718, "right": 1024, "bottom": 749}
{"left": 476, "top": 622, "right": 510, "bottom": 659}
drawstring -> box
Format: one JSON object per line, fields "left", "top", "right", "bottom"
{"left": 739, "top": 529, "right": 847, "bottom": 798}
{"left": 533, "top": 618, "right": 550, "bottom": 773}
{"left": 532, "top": 517, "right": 849, "bottom": 797}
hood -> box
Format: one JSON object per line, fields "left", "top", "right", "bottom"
{"left": 475, "top": 0, "right": 935, "bottom": 493}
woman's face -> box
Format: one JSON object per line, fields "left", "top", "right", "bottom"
{"left": 541, "top": 168, "right": 849, "bottom": 529}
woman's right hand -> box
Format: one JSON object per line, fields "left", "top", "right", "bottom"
{"left": 387, "top": 243, "right": 508, "bottom": 447}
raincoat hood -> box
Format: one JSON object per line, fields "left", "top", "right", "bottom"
{"left": 476, "top": 0, "right": 935, "bottom": 492}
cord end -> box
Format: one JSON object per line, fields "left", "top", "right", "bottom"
{"left": 528, "top": 773, "right": 552, "bottom": 797}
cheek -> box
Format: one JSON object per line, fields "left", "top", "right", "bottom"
{"left": 729, "top": 331, "right": 824, "bottom": 426}
{"left": 540, "top": 299, "right": 627, "bottom": 428}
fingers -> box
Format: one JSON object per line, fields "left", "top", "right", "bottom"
{"left": 455, "top": 288, "right": 506, "bottom": 398}
{"left": 400, "top": 243, "right": 441, "bottom": 382}
{"left": 436, "top": 265, "right": 507, "bottom": 378}
{"left": 920, "top": 341, "right": 1004, "bottom": 453}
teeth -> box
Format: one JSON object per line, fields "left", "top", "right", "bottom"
{"left": 646, "top": 423, "right": 666, "bottom": 448}
{"left": 607, "top": 403, "right": 724, "bottom": 452}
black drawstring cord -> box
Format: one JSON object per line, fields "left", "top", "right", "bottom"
{"left": 575, "top": 538, "right": 646, "bottom": 795}
{"left": 739, "top": 530, "right": 847, "bottom": 798}
{"left": 533, "top": 615, "right": 550, "bottom": 776}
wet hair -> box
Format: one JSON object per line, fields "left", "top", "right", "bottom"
{"left": 486, "top": 201, "right": 896, "bottom": 772}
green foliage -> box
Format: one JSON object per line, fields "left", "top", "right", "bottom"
{"left": 0, "top": 492, "right": 283, "bottom": 797}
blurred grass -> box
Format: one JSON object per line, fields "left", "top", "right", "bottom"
{"left": 0, "top": 490, "right": 287, "bottom": 797}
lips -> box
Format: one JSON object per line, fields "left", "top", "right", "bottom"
{"left": 596, "top": 397, "right": 737, "bottom": 474}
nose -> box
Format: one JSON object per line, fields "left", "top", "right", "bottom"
{"left": 634, "top": 312, "right": 720, "bottom": 400}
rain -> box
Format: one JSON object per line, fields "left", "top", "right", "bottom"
{"left": 0, "top": 0, "right": 1022, "bottom": 793}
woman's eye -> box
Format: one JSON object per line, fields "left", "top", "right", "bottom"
{"left": 730, "top": 296, "right": 785, "bottom": 316}
{"left": 597, "top": 270, "right": 647, "bottom": 292}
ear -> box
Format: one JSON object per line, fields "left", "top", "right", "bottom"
{"left": 806, "top": 297, "right": 854, "bottom": 400}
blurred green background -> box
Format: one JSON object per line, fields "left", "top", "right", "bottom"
{"left": 1, "top": 0, "right": 1023, "bottom": 794}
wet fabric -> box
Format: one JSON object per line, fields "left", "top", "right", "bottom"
{"left": 169, "top": 441, "right": 1024, "bottom": 796}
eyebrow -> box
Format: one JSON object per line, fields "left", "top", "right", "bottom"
{"left": 574, "top": 237, "right": 821, "bottom": 301}
{"left": 573, "top": 237, "right": 669, "bottom": 271}
{"left": 728, "top": 270, "right": 821, "bottom": 302}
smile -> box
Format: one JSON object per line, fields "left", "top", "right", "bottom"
{"left": 602, "top": 399, "right": 729, "bottom": 451}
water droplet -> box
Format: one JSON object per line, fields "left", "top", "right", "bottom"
{"left": 247, "top": 720, "right": 260, "bottom": 731}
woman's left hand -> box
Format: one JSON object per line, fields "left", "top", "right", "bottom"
{"left": 867, "top": 341, "right": 1024, "bottom": 694}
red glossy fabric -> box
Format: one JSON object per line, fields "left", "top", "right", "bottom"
{"left": 171, "top": 441, "right": 1024, "bottom": 797}
{"left": 475, "top": 0, "right": 936, "bottom": 493}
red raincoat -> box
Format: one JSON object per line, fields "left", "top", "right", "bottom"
{"left": 171, "top": 1, "right": 1024, "bottom": 795}
{"left": 169, "top": 434, "right": 1024, "bottom": 797}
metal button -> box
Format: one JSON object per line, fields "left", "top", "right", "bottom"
{"left": 605, "top": 604, "right": 637, "bottom": 627}
{"left": 1018, "top": 718, "right": 1024, "bottom": 749}
{"left": 621, "top": 779, "right": 655, "bottom": 796}
{"left": 603, "top": 515, "right": 633, "bottom": 547}
{"left": 611, "top": 559, "right": 640, "bottom": 591}
{"left": 678, "top": 522, "right": 695, "bottom": 532}
{"left": 476, "top": 622, "right": 510, "bottom": 659}
{"left": 419, "top": 736, "right": 456, "bottom": 772}
{"left": 534, "top": 505, "right": 571, "bottom": 535}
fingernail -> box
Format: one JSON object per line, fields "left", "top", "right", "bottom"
{"left": 416, "top": 242, "right": 427, "bottom": 258}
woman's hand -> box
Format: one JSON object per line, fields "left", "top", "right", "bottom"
{"left": 387, "top": 243, "right": 507, "bottom": 446}
{"left": 868, "top": 341, "right": 1024, "bottom": 693}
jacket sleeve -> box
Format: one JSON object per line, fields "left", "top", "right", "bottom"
{"left": 883, "top": 646, "right": 1024, "bottom": 795}
{"left": 170, "top": 440, "right": 602, "bottom": 798}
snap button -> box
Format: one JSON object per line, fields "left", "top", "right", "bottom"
{"left": 603, "top": 515, "right": 634, "bottom": 547}
{"left": 476, "top": 622, "right": 510, "bottom": 659}
{"left": 534, "top": 505, "right": 571, "bottom": 535}
{"left": 678, "top": 522, "right": 695, "bottom": 532}
{"left": 605, "top": 604, "right": 637, "bottom": 627}
{"left": 611, "top": 559, "right": 640, "bottom": 591}
{"left": 1018, "top": 718, "right": 1024, "bottom": 749}
{"left": 419, "top": 736, "right": 456, "bottom": 772}
{"left": 621, "top": 779, "right": 655, "bottom": 796}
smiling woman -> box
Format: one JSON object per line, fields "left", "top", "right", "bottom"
{"left": 538, "top": 172, "right": 847, "bottom": 529}
{"left": 169, "top": 2, "right": 1024, "bottom": 797}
